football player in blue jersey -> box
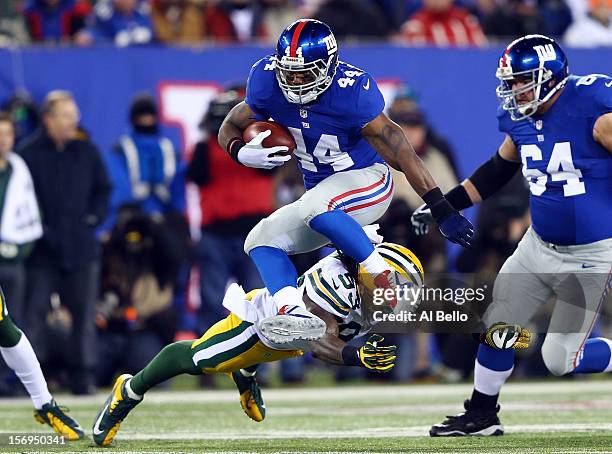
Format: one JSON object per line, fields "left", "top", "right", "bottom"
{"left": 412, "top": 35, "right": 612, "bottom": 436}
{"left": 218, "top": 19, "right": 474, "bottom": 345}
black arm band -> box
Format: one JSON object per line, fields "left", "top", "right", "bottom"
{"left": 444, "top": 184, "right": 473, "bottom": 211}
{"left": 422, "top": 187, "right": 456, "bottom": 222}
{"left": 469, "top": 151, "right": 521, "bottom": 200}
{"left": 341, "top": 345, "right": 362, "bottom": 367}
{"left": 228, "top": 138, "right": 245, "bottom": 163}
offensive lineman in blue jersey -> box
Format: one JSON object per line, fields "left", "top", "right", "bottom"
{"left": 412, "top": 35, "right": 612, "bottom": 436}
{"left": 218, "top": 19, "right": 474, "bottom": 346}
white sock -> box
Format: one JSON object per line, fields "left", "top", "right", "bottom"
{"left": 125, "top": 378, "right": 143, "bottom": 400}
{"left": 239, "top": 368, "right": 256, "bottom": 377}
{"left": 359, "top": 250, "right": 388, "bottom": 275}
{"left": 474, "top": 359, "right": 514, "bottom": 396}
{"left": 273, "top": 286, "right": 304, "bottom": 310}
{"left": 0, "top": 333, "right": 52, "bottom": 409}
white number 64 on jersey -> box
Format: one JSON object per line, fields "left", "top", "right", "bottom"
{"left": 521, "top": 142, "right": 586, "bottom": 197}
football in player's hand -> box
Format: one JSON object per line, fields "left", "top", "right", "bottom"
{"left": 243, "top": 121, "right": 296, "bottom": 155}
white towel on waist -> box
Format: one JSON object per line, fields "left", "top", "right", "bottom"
{"left": 0, "top": 153, "right": 42, "bottom": 244}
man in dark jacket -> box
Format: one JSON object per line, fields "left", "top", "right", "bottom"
{"left": 19, "top": 91, "right": 111, "bottom": 394}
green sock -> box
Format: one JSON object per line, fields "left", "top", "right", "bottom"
{"left": 130, "top": 340, "right": 201, "bottom": 395}
{"left": 0, "top": 314, "right": 23, "bottom": 348}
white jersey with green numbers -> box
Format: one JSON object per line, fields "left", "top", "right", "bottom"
{"left": 298, "top": 252, "right": 372, "bottom": 344}
{"left": 221, "top": 252, "right": 371, "bottom": 351}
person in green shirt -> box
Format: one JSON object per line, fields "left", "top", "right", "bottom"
{"left": 0, "top": 112, "right": 83, "bottom": 440}
{"left": 0, "top": 112, "right": 39, "bottom": 324}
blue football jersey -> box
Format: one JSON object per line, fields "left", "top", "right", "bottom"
{"left": 245, "top": 56, "right": 385, "bottom": 189}
{"left": 498, "top": 74, "right": 612, "bottom": 245}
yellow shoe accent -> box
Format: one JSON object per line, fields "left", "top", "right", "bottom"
{"left": 48, "top": 413, "right": 80, "bottom": 440}
{"left": 92, "top": 373, "right": 140, "bottom": 446}
{"left": 110, "top": 374, "right": 130, "bottom": 411}
{"left": 34, "top": 400, "right": 84, "bottom": 440}
{"left": 102, "top": 424, "right": 121, "bottom": 446}
{"left": 239, "top": 391, "right": 264, "bottom": 422}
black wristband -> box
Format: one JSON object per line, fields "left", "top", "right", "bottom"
{"left": 341, "top": 345, "right": 362, "bottom": 367}
{"left": 470, "top": 151, "right": 521, "bottom": 200}
{"left": 444, "top": 185, "right": 473, "bottom": 211}
{"left": 228, "top": 138, "right": 245, "bottom": 163}
{"left": 422, "top": 187, "right": 456, "bottom": 222}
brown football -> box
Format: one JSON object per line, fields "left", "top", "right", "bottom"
{"left": 243, "top": 120, "right": 296, "bottom": 155}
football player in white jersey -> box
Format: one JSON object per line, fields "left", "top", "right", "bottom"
{"left": 92, "top": 232, "right": 423, "bottom": 447}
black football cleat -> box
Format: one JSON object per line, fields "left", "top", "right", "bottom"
{"left": 429, "top": 399, "right": 504, "bottom": 437}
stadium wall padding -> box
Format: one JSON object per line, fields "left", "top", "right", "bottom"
{"left": 0, "top": 45, "right": 611, "bottom": 179}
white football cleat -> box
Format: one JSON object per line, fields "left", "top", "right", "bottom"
{"left": 257, "top": 305, "right": 326, "bottom": 344}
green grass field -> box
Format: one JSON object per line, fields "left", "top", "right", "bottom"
{"left": 2, "top": 380, "right": 612, "bottom": 453}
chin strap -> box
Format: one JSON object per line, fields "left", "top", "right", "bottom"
{"left": 540, "top": 75, "right": 569, "bottom": 105}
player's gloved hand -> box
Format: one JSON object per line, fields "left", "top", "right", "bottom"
{"left": 358, "top": 334, "right": 397, "bottom": 372}
{"left": 481, "top": 322, "right": 531, "bottom": 350}
{"left": 422, "top": 188, "right": 474, "bottom": 248}
{"left": 237, "top": 130, "right": 292, "bottom": 169}
{"left": 411, "top": 203, "right": 434, "bottom": 236}
{"left": 438, "top": 212, "right": 474, "bottom": 248}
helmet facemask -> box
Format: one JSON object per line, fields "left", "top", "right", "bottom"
{"left": 275, "top": 54, "right": 337, "bottom": 104}
{"left": 496, "top": 65, "right": 567, "bottom": 121}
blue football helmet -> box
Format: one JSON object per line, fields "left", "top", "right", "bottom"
{"left": 275, "top": 19, "right": 339, "bottom": 104}
{"left": 496, "top": 35, "right": 569, "bottom": 121}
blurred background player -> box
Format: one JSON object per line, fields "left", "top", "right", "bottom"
{"left": 412, "top": 35, "right": 612, "bottom": 436}
{"left": 218, "top": 18, "right": 474, "bottom": 346}
{"left": 0, "top": 285, "right": 83, "bottom": 439}
{"left": 91, "top": 235, "right": 421, "bottom": 447}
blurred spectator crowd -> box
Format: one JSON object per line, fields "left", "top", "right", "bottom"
{"left": 0, "top": 0, "right": 612, "bottom": 48}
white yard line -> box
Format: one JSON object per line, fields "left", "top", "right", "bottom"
{"left": 2, "top": 380, "right": 611, "bottom": 407}
{"left": 110, "top": 422, "right": 612, "bottom": 440}
{"left": 268, "top": 400, "right": 612, "bottom": 415}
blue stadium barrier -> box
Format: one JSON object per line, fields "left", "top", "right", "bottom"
{"left": 0, "top": 45, "right": 610, "bottom": 178}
